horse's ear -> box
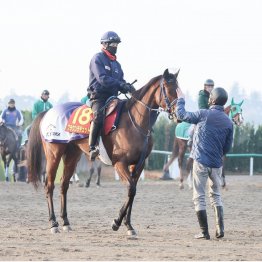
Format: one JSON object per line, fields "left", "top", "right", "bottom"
{"left": 239, "top": 100, "right": 244, "bottom": 106}
{"left": 231, "top": 98, "right": 235, "bottom": 105}
{"left": 174, "top": 68, "right": 180, "bottom": 79}
{"left": 163, "top": 68, "right": 169, "bottom": 78}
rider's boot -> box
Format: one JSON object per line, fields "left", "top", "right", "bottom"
{"left": 89, "top": 121, "right": 100, "bottom": 161}
{"left": 195, "top": 210, "right": 210, "bottom": 240}
{"left": 214, "top": 206, "right": 224, "bottom": 238}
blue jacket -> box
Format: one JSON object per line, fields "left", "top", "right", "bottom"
{"left": 176, "top": 98, "right": 233, "bottom": 168}
{"left": 0, "top": 108, "right": 24, "bottom": 128}
{"left": 89, "top": 51, "right": 125, "bottom": 100}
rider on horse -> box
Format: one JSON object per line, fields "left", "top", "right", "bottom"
{"left": 88, "top": 31, "right": 135, "bottom": 161}
{"left": 187, "top": 79, "right": 215, "bottom": 146}
{"left": 0, "top": 99, "right": 24, "bottom": 148}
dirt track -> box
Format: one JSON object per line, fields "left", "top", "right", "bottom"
{"left": 0, "top": 173, "right": 262, "bottom": 261}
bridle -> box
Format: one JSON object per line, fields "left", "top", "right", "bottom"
{"left": 158, "top": 78, "right": 178, "bottom": 120}
{"left": 127, "top": 77, "right": 178, "bottom": 125}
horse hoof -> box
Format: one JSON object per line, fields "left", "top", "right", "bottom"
{"left": 50, "top": 227, "right": 60, "bottom": 234}
{"left": 112, "top": 219, "right": 120, "bottom": 231}
{"left": 127, "top": 229, "right": 137, "bottom": 239}
{"left": 63, "top": 225, "right": 72, "bottom": 232}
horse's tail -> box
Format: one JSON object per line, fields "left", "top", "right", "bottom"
{"left": 27, "top": 111, "right": 47, "bottom": 189}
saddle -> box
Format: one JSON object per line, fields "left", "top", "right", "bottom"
{"left": 65, "top": 98, "right": 125, "bottom": 135}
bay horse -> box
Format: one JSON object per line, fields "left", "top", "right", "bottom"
{"left": 163, "top": 98, "right": 244, "bottom": 189}
{"left": 27, "top": 68, "right": 179, "bottom": 236}
{"left": 0, "top": 123, "right": 19, "bottom": 182}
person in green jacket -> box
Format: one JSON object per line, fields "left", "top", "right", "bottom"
{"left": 188, "top": 79, "right": 215, "bottom": 146}
{"left": 198, "top": 79, "right": 214, "bottom": 109}
{"left": 32, "top": 90, "right": 53, "bottom": 119}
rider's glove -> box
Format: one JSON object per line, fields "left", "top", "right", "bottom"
{"left": 120, "top": 83, "right": 136, "bottom": 94}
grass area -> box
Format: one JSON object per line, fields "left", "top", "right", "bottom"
{"left": 0, "top": 160, "right": 63, "bottom": 182}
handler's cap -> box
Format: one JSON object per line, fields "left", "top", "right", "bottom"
{"left": 42, "top": 90, "right": 50, "bottom": 96}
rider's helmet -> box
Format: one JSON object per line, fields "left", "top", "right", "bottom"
{"left": 204, "top": 79, "right": 214, "bottom": 86}
{"left": 209, "top": 87, "right": 228, "bottom": 106}
{"left": 8, "top": 98, "right": 15, "bottom": 104}
{"left": 100, "top": 31, "right": 121, "bottom": 44}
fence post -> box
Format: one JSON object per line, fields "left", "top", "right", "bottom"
{"left": 250, "top": 157, "right": 254, "bottom": 176}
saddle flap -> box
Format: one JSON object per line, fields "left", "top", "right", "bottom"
{"left": 105, "top": 99, "right": 119, "bottom": 116}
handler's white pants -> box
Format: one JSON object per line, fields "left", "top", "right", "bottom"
{"left": 192, "top": 160, "right": 223, "bottom": 211}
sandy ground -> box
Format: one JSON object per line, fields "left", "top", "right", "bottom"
{"left": 0, "top": 170, "right": 262, "bottom": 261}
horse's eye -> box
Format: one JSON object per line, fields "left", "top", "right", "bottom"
{"left": 231, "top": 106, "right": 236, "bottom": 111}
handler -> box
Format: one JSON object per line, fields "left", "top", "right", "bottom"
{"left": 176, "top": 87, "right": 233, "bottom": 240}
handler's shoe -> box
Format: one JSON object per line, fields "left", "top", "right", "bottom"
{"left": 194, "top": 232, "right": 210, "bottom": 240}
{"left": 89, "top": 146, "right": 99, "bottom": 161}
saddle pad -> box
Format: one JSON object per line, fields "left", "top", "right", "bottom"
{"left": 175, "top": 122, "right": 192, "bottom": 140}
{"left": 41, "top": 102, "right": 88, "bottom": 143}
{"left": 65, "top": 105, "right": 93, "bottom": 134}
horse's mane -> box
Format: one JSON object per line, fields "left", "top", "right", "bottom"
{"left": 126, "top": 75, "right": 162, "bottom": 108}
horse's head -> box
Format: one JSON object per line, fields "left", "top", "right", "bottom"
{"left": 158, "top": 68, "right": 179, "bottom": 120}
{"left": 229, "top": 98, "right": 244, "bottom": 126}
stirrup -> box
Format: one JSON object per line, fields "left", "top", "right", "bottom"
{"left": 89, "top": 147, "right": 99, "bottom": 161}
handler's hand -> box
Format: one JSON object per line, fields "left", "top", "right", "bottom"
{"left": 176, "top": 87, "right": 185, "bottom": 99}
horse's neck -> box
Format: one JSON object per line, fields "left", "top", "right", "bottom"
{"left": 129, "top": 85, "right": 159, "bottom": 131}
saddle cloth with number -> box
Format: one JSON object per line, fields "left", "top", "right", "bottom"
{"left": 40, "top": 101, "right": 122, "bottom": 143}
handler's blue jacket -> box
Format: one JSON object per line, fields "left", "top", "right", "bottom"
{"left": 89, "top": 51, "right": 125, "bottom": 100}
{"left": 176, "top": 98, "right": 233, "bottom": 168}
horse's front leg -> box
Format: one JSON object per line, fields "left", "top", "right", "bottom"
{"left": 112, "top": 163, "right": 137, "bottom": 236}
{"left": 3, "top": 156, "right": 9, "bottom": 182}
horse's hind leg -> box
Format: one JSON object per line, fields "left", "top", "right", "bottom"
{"left": 186, "top": 157, "right": 193, "bottom": 189}
{"left": 61, "top": 145, "right": 82, "bottom": 231}
{"left": 44, "top": 145, "right": 65, "bottom": 233}
{"left": 85, "top": 161, "right": 94, "bottom": 188}
{"left": 96, "top": 162, "right": 101, "bottom": 187}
